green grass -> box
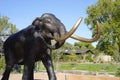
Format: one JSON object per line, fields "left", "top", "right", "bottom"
{"left": 55, "top": 62, "right": 119, "bottom": 72}
{"left": 35, "top": 62, "right": 119, "bottom": 73}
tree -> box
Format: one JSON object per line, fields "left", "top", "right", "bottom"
{"left": 0, "top": 16, "right": 18, "bottom": 35}
{"left": 60, "top": 42, "right": 74, "bottom": 50}
{"left": 74, "top": 42, "right": 95, "bottom": 50}
{"left": 85, "top": 0, "right": 120, "bottom": 60}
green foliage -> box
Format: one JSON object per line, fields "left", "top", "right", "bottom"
{"left": 57, "top": 62, "right": 117, "bottom": 72}
{"left": 74, "top": 42, "right": 94, "bottom": 50}
{"left": 85, "top": 0, "right": 120, "bottom": 58}
{"left": 69, "top": 52, "right": 76, "bottom": 61}
{"left": 61, "top": 55, "right": 70, "bottom": 61}
{"left": 86, "top": 54, "right": 94, "bottom": 62}
{"left": 0, "top": 56, "right": 5, "bottom": 70}
{"left": 59, "top": 52, "right": 77, "bottom": 62}
{"left": 0, "top": 16, "right": 18, "bottom": 35}
{"left": 115, "top": 67, "right": 120, "bottom": 77}
{"left": 60, "top": 42, "right": 74, "bottom": 50}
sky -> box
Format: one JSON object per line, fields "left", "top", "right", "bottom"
{"left": 0, "top": 0, "right": 98, "bottom": 46}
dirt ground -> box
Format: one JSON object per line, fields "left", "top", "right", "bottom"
{"left": 0, "top": 73, "right": 119, "bottom": 80}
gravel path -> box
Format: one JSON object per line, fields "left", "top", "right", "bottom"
{"left": 0, "top": 73, "right": 119, "bottom": 80}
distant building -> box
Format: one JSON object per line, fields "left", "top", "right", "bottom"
{"left": 61, "top": 49, "right": 94, "bottom": 55}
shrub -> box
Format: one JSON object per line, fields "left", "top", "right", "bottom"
{"left": 86, "top": 54, "right": 94, "bottom": 62}
{"left": 115, "top": 67, "right": 120, "bottom": 77}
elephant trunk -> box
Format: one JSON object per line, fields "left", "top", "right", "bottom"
{"left": 52, "top": 22, "right": 67, "bottom": 49}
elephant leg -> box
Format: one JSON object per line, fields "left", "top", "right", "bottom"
{"left": 1, "top": 64, "right": 14, "bottom": 80}
{"left": 42, "top": 52, "right": 56, "bottom": 80}
{"left": 22, "top": 60, "right": 35, "bottom": 80}
{"left": 1, "top": 65, "right": 13, "bottom": 80}
{"left": 1, "top": 51, "right": 15, "bottom": 80}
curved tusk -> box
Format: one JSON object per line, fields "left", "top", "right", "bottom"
{"left": 54, "top": 17, "right": 82, "bottom": 41}
{"left": 70, "top": 21, "right": 101, "bottom": 42}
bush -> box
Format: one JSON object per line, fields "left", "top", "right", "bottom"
{"left": 86, "top": 54, "right": 94, "bottom": 62}
{"left": 115, "top": 67, "right": 120, "bottom": 77}
{"left": 69, "top": 52, "right": 76, "bottom": 61}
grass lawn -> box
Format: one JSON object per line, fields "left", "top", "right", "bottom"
{"left": 36, "top": 62, "right": 119, "bottom": 73}
{"left": 55, "top": 62, "right": 119, "bottom": 72}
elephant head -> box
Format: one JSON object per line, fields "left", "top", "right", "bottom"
{"left": 32, "top": 13, "right": 100, "bottom": 49}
